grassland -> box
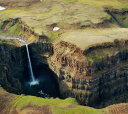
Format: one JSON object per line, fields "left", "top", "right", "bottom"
{"left": 0, "top": 83, "right": 128, "bottom": 114}
{"left": 55, "top": 0, "right": 128, "bottom": 9}
{"left": 10, "top": 95, "right": 108, "bottom": 114}
{"left": 0, "top": 0, "right": 112, "bottom": 42}
{"left": 0, "top": 85, "right": 108, "bottom": 114}
{"left": 60, "top": 28, "right": 128, "bottom": 50}
{"left": 0, "top": 0, "right": 127, "bottom": 43}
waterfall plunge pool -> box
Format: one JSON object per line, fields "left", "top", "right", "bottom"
{"left": 0, "top": 36, "right": 60, "bottom": 99}
{"left": 24, "top": 64, "right": 60, "bottom": 98}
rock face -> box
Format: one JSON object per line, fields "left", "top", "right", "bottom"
{"left": 0, "top": 37, "right": 58, "bottom": 97}
{"left": 49, "top": 40, "right": 128, "bottom": 108}
{"left": 29, "top": 42, "right": 53, "bottom": 66}
{"left": 0, "top": 39, "right": 25, "bottom": 94}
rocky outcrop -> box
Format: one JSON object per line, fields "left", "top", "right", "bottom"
{"left": 49, "top": 40, "right": 128, "bottom": 108}
{"left": 29, "top": 42, "right": 53, "bottom": 66}
{"left": 0, "top": 64, "right": 21, "bottom": 94}
{"left": 0, "top": 39, "right": 25, "bottom": 94}
{"left": 49, "top": 41, "right": 88, "bottom": 77}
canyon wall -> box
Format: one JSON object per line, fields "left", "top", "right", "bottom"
{"left": 0, "top": 18, "right": 58, "bottom": 95}
{"left": 49, "top": 40, "right": 128, "bottom": 108}
{"left": 0, "top": 39, "right": 25, "bottom": 94}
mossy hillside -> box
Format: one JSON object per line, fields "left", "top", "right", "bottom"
{"left": 0, "top": 85, "right": 108, "bottom": 114}
{"left": 10, "top": 94, "right": 108, "bottom": 114}
{"left": 55, "top": 0, "right": 128, "bottom": 9}
{"left": 0, "top": 0, "right": 113, "bottom": 42}
{"left": 0, "top": 18, "right": 21, "bottom": 35}
{"left": 86, "top": 46, "right": 120, "bottom": 64}
{"left": 113, "top": 13, "right": 128, "bottom": 28}
{"left": 61, "top": 28, "right": 128, "bottom": 51}
{"left": 0, "top": 18, "right": 37, "bottom": 43}
{"left": 0, "top": 0, "right": 127, "bottom": 43}
{"left": 0, "top": 0, "right": 39, "bottom": 7}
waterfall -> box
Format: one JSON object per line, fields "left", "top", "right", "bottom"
{"left": 25, "top": 44, "right": 39, "bottom": 86}
{"left": 0, "top": 35, "right": 51, "bottom": 98}
{"left": 0, "top": 35, "right": 39, "bottom": 86}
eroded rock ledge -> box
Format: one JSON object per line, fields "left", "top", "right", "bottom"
{"left": 49, "top": 40, "right": 128, "bottom": 108}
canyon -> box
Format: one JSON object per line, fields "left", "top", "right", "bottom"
{"left": 0, "top": 0, "right": 128, "bottom": 113}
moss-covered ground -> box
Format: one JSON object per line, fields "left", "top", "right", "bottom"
{"left": 60, "top": 28, "right": 128, "bottom": 50}
{"left": 0, "top": 0, "right": 119, "bottom": 42}
{"left": 0, "top": 0, "right": 128, "bottom": 43}
{"left": 55, "top": 0, "right": 128, "bottom": 9}
{"left": 0, "top": 85, "right": 108, "bottom": 114}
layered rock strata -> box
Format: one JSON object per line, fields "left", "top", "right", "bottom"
{"left": 49, "top": 40, "right": 128, "bottom": 108}
{"left": 0, "top": 39, "right": 24, "bottom": 94}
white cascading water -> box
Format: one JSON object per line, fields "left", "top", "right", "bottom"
{"left": 0, "top": 35, "right": 39, "bottom": 86}
{"left": 0, "top": 6, "right": 6, "bottom": 11}
{"left": 25, "top": 44, "right": 39, "bottom": 86}
{"left": 0, "top": 36, "right": 50, "bottom": 98}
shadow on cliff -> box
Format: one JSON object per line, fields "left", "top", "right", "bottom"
{"left": 0, "top": 42, "right": 60, "bottom": 98}
{"left": 22, "top": 64, "right": 60, "bottom": 98}
{"left": 20, "top": 42, "right": 60, "bottom": 98}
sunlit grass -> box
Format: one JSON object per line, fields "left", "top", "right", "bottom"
{"left": 10, "top": 95, "right": 108, "bottom": 114}
{"left": 55, "top": 0, "right": 128, "bottom": 8}
{"left": 78, "top": 0, "right": 127, "bottom": 8}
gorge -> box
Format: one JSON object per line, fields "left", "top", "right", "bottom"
{"left": 0, "top": 35, "right": 59, "bottom": 99}
{"left": 0, "top": 0, "right": 128, "bottom": 113}
{"left": 0, "top": 28, "right": 128, "bottom": 109}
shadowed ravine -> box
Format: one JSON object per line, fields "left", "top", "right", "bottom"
{"left": 0, "top": 35, "right": 59, "bottom": 98}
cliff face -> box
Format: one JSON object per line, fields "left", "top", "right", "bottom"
{"left": 49, "top": 40, "right": 128, "bottom": 108}
{"left": 0, "top": 39, "right": 25, "bottom": 94}
{"left": 0, "top": 17, "right": 59, "bottom": 97}
{"left": 49, "top": 41, "right": 88, "bottom": 77}
{"left": 49, "top": 41, "right": 92, "bottom": 104}
{"left": 29, "top": 42, "right": 53, "bottom": 66}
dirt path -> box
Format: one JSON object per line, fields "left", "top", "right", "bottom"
{"left": 107, "top": 103, "right": 128, "bottom": 114}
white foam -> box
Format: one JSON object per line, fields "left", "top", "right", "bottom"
{"left": 38, "top": 90, "right": 50, "bottom": 99}
{"left": 29, "top": 80, "right": 39, "bottom": 86}
{"left": 0, "top": 6, "right": 6, "bottom": 11}
{"left": 53, "top": 27, "right": 60, "bottom": 31}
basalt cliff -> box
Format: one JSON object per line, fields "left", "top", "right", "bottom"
{"left": 0, "top": 0, "right": 128, "bottom": 113}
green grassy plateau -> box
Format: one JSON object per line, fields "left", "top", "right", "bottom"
{"left": 0, "top": 85, "right": 108, "bottom": 114}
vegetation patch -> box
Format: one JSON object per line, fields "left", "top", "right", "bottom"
{"left": 10, "top": 94, "right": 108, "bottom": 114}
{"left": 55, "top": 0, "right": 128, "bottom": 9}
